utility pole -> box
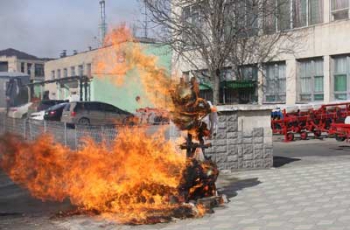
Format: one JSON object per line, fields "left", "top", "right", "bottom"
{"left": 99, "top": 0, "right": 107, "bottom": 46}
{"left": 144, "top": 0, "right": 148, "bottom": 38}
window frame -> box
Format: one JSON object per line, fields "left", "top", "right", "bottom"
{"left": 331, "top": 0, "right": 350, "bottom": 21}
{"left": 298, "top": 58, "right": 324, "bottom": 103}
{"left": 333, "top": 55, "right": 350, "bottom": 100}
{"left": 263, "top": 62, "right": 287, "bottom": 104}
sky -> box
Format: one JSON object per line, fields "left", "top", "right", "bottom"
{"left": 0, "top": 0, "right": 144, "bottom": 58}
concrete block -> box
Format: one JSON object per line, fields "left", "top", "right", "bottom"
{"left": 227, "top": 132, "right": 238, "bottom": 139}
{"left": 227, "top": 113, "right": 238, "bottom": 122}
{"left": 227, "top": 138, "right": 239, "bottom": 145}
{"left": 253, "top": 127, "right": 264, "bottom": 137}
{"left": 215, "top": 153, "right": 227, "bottom": 163}
{"left": 254, "top": 159, "right": 264, "bottom": 168}
{"left": 243, "top": 144, "right": 253, "bottom": 155}
{"left": 243, "top": 153, "right": 253, "bottom": 160}
{"left": 214, "top": 131, "right": 226, "bottom": 139}
{"left": 238, "top": 158, "right": 244, "bottom": 168}
{"left": 215, "top": 139, "right": 227, "bottom": 146}
{"left": 228, "top": 162, "right": 238, "bottom": 170}
{"left": 254, "top": 137, "right": 264, "bottom": 143}
{"left": 243, "top": 137, "right": 253, "bottom": 144}
{"left": 265, "top": 158, "right": 273, "bottom": 168}
{"left": 243, "top": 161, "right": 254, "bottom": 168}
{"left": 216, "top": 146, "right": 227, "bottom": 153}
{"left": 218, "top": 122, "right": 227, "bottom": 129}
{"left": 265, "top": 147, "right": 273, "bottom": 156}
{"left": 228, "top": 145, "right": 238, "bottom": 155}
{"left": 227, "top": 155, "right": 238, "bottom": 162}
{"left": 238, "top": 131, "right": 243, "bottom": 141}
{"left": 254, "top": 143, "right": 264, "bottom": 150}
{"left": 238, "top": 145, "right": 243, "bottom": 157}
{"left": 254, "top": 152, "right": 263, "bottom": 159}
{"left": 218, "top": 115, "right": 227, "bottom": 122}
{"left": 227, "top": 120, "right": 238, "bottom": 132}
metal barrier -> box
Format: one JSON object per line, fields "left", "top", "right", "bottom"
{"left": 0, "top": 114, "right": 181, "bottom": 150}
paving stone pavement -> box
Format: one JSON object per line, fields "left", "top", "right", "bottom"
{"left": 46, "top": 160, "right": 350, "bottom": 230}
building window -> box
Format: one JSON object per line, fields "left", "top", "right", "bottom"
{"left": 265, "top": 0, "right": 323, "bottom": 33}
{"left": 264, "top": 62, "right": 286, "bottom": 103}
{"left": 333, "top": 56, "right": 350, "bottom": 100}
{"left": 34, "top": 64, "right": 44, "bottom": 77}
{"left": 0, "top": 62, "right": 8, "bottom": 72}
{"left": 298, "top": 58, "right": 324, "bottom": 102}
{"left": 309, "top": 0, "right": 323, "bottom": 25}
{"left": 21, "top": 63, "right": 25, "bottom": 73}
{"left": 225, "top": 0, "right": 259, "bottom": 37}
{"left": 57, "top": 69, "right": 61, "bottom": 79}
{"left": 63, "top": 68, "right": 68, "bottom": 78}
{"left": 27, "top": 63, "right": 32, "bottom": 75}
{"left": 223, "top": 65, "right": 258, "bottom": 104}
{"left": 331, "top": 0, "right": 349, "bottom": 20}
{"left": 87, "top": 63, "right": 92, "bottom": 77}
{"left": 71, "top": 66, "right": 76, "bottom": 76}
{"left": 293, "top": 0, "right": 307, "bottom": 27}
{"left": 78, "top": 65, "right": 84, "bottom": 76}
{"left": 51, "top": 70, "right": 55, "bottom": 80}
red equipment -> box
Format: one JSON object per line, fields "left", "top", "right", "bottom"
{"left": 271, "top": 102, "right": 350, "bottom": 142}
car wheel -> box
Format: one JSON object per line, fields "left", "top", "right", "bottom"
{"left": 78, "top": 118, "right": 90, "bottom": 125}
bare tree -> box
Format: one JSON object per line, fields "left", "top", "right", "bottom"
{"left": 144, "top": 0, "right": 302, "bottom": 105}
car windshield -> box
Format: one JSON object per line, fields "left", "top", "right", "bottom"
{"left": 48, "top": 103, "right": 67, "bottom": 110}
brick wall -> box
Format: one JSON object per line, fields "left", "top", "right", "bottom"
{"left": 206, "top": 109, "right": 273, "bottom": 171}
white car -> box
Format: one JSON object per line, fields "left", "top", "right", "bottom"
{"left": 7, "top": 102, "right": 33, "bottom": 119}
{"left": 29, "top": 110, "right": 45, "bottom": 121}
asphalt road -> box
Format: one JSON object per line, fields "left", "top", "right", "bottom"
{"left": 273, "top": 135, "right": 350, "bottom": 168}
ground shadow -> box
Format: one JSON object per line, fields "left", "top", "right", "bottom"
{"left": 216, "top": 177, "right": 260, "bottom": 199}
{"left": 273, "top": 156, "right": 301, "bottom": 168}
{"left": 0, "top": 170, "right": 73, "bottom": 217}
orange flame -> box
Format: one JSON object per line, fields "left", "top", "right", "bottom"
{"left": 0, "top": 129, "right": 207, "bottom": 224}
{"left": 94, "top": 24, "right": 174, "bottom": 110}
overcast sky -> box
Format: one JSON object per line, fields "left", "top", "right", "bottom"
{"left": 0, "top": 0, "right": 143, "bottom": 58}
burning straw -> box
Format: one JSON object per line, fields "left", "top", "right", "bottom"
{"left": 0, "top": 25, "right": 222, "bottom": 225}
{"left": 0, "top": 129, "right": 209, "bottom": 224}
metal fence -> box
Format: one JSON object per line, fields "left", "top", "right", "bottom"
{"left": 0, "top": 113, "right": 180, "bottom": 150}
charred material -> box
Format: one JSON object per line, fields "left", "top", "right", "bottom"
{"left": 171, "top": 77, "right": 221, "bottom": 204}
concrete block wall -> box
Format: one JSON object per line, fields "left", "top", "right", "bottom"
{"left": 206, "top": 106, "right": 273, "bottom": 171}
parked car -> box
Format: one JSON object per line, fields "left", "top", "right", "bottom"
{"left": 7, "top": 102, "right": 33, "bottom": 119}
{"left": 29, "top": 110, "right": 45, "bottom": 121}
{"left": 37, "top": 100, "right": 67, "bottom": 112}
{"left": 61, "top": 101, "right": 135, "bottom": 126}
{"left": 44, "top": 103, "right": 69, "bottom": 121}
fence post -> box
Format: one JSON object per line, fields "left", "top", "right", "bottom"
{"left": 23, "top": 119, "right": 27, "bottom": 139}
{"left": 64, "top": 123, "right": 67, "bottom": 146}
{"left": 74, "top": 125, "right": 78, "bottom": 151}
{"left": 44, "top": 120, "right": 47, "bottom": 133}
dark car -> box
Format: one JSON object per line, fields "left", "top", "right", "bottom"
{"left": 61, "top": 101, "right": 136, "bottom": 126}
{"left": 37, "top": 100, "right": 67, "bottom": 112}
{"left": 44, "top": 103, "right": 68, "bottom": 121}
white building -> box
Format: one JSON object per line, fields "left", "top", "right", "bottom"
{"left": 0, "top": 48, "right": 46, "bottom": 82}
{"left": 173, "top": 0, "right": 350, "bottom": 105}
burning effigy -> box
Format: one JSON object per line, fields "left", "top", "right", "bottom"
{"left": 0, "top": 25, "right": 222, "bottom": 225}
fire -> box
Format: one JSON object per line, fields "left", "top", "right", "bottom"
{"left": 94, "top": 24, "right": 174, "bottom": 110}
{"left": 0, "top": 24, "right": 221, "bottom": 225}
{"left": 0, "top": 128, "right": 209, "bottom": 224}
